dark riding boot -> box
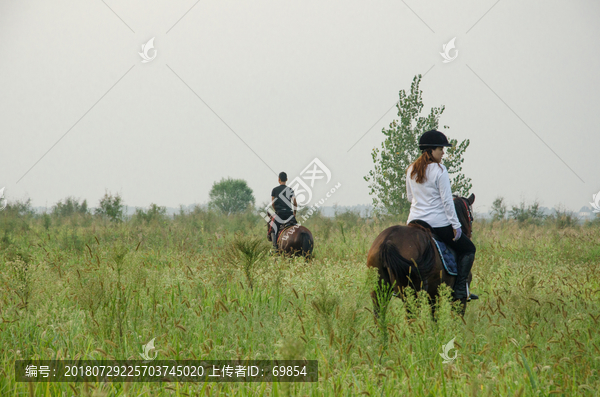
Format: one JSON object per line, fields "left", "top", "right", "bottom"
{"left": 271, "top": 232, "right": 278, "bottom": 251}
{"left": 452, "top": 252, "right": 475, "bottom": 300}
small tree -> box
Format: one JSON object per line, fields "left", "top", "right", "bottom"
{"left": 490, "top": 197, "right": 507, "bottom": 221}
{"left": 546, "top": 204, "right": 578, "bottom": 229}
{"left": 52, "top": 197, "right": 88, "bottom": 217}
{"left": 509, "top": 200, "right": 545, "bottom": 225}
{"left": 585, "top": 212, "right": 600, "bottom": 227}
{"left": 3, "top": 198, "right": 35, "bottom": 217}
{"left": 95, "top": 191, "right": 124, "bottom": 222}
{"left": 209, "top": 178, "right": 255, "bottom": 215}
{"left": 134, "top": 203, "right": 167, "bottom": 224}
{"left": 365, "top": 75, "right": 472, "bottom": 216}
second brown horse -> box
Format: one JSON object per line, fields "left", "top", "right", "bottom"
{"left": 268, "top": 220, "right": 314, "bottom": 259}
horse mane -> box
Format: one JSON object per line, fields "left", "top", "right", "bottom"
{"left": 452, "top": 196, "right": 472, "bottom": 237}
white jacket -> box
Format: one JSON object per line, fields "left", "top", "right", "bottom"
{"left": 406, "top": 162, "right": 461, "bottom": 230}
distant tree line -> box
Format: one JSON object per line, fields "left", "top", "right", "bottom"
{"left": 1, "top": 177, "right": 257, "bottom": 227}
{"left": 489, "top": 196, "right": 592, "bottom": 228}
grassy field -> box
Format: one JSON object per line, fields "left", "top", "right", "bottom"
{"left": 1, "top": 205, "right": 599, "bottom": 396}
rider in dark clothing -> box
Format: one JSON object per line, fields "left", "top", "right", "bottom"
{"left": 270, "top": 172, "right": 297, "bottom": 249}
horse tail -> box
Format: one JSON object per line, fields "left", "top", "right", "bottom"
{"left": 379, "top": 232, "right": 436, "bottom": 292}
{"left": 379, "top": 238, "right": 419, "bottom": 291}
{"left": 301, "top": 232, "right": 313, "bottom": 258}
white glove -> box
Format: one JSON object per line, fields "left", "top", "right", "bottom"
{"left": 453, "top": 227, "right": 462, "bottom": 241}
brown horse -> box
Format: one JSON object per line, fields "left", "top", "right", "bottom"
{"left": 367, "top": 194, "right": 476, "bottom": 316}
{"left": 267, "top": 218, "right": 314, "bottom": 259}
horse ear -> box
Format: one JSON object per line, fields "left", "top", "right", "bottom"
{"left": 468, "top": 193, "right": 475, "bottom": 205}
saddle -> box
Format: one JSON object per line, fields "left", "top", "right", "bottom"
{"left": 408, "top": 220, "right": 477, "bottom": 300}
{"left": 267, "top": 216, "right": 298, "bottom": 243}
{"left": 408, "top": 220, "right": 458, "bottom": 276}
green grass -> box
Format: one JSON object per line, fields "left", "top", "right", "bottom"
{"left": 1, "top": 208, "right": 599, "bottom": 396}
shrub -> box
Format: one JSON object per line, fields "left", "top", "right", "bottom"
{"left": 546, "top": 205, "right": 579, "bottom": 229}
{"left": 509, "top": 200, "right": 545, "bottom": 225}
{"left": 133, "top": 203, "right": 167, "bottom": 224}
{"left": 52, "top": 197, "right": 88, "bottom": 217}
{"left": 490, "top": 196, "right": 507, "bottom": 221}
{"left": 95, "top": 191, "right": 124, "bottom": 222}
{"left": 3, "top": 198, "right": 35, "bottom": 217}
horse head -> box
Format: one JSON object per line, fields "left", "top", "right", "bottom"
{"left": 453, "top": 193, "right": 475, "bottom": 239}
{"left": 263, "top": 209, "right": 274, "bottom": 229}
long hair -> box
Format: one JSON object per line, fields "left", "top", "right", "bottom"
{"left": 408, "top": 148, "right": 442, "bottom": 184}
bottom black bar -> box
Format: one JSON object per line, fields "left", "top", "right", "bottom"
{"left": 15, "top": 360, "right": 318, "bottom": 382}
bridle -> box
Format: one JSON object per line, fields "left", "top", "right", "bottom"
{"left": 461, "top": 198, "right": 474, "bottom": 224}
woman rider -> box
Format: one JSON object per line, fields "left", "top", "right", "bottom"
{"left": 405, "top": 129, "right": 476, "bottom": 301}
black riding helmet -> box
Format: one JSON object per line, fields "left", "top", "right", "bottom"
{"left": 419, "top": 129, "right": 452, "bottom": 151}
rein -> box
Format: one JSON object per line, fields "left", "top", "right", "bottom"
{"left": 457, "top": 197, "right": 474, "bottom": 238}
{"left": 461, "top": 198, "right": 473, "bottom": 223}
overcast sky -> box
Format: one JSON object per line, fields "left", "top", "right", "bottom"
{"left": 1, "top": 0, "right": 599, "bottom": 215}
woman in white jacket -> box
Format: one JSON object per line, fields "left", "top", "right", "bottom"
{"left": 406, "top": 130, "right": 476, "bottom": 301}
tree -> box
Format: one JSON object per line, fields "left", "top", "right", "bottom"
{"left": 134, "top": 203, "right": 167, "bottom": 224}
{"left": 490, "top": 197, "right": 507, "bottom": 221}
{"left": 365, "top": 75, "right": 472, "bottom": 216}
{"left": 3, "top": 198, "right": 35, "bottom": 217}
{"left": 95, "top": 191, "right": 124, "bottom": 222}
{"left": 546, "top": 204, "right": 578, "bottom": 229}
{"left": 509, "top": 199, "right": 545, "bottom": 225}
{"left": 208, "top": 178, "right": 255, "bottom": 215}
{"left": 52, "top": 197, "right": 88, "bottom": 217}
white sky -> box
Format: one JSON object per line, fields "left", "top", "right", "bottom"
{"left": 1, "top": 0, "right": 599, "bottom": 214}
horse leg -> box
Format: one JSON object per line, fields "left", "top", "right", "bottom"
{"left": 372, "top": 271, "right": 397, "bottom": 322}
{"left": 271, "top": 232, "right": 278, "bottom": 250}
{"left": 422, "top": 278, "right": 438, "bottom": 319}
{"left": 370, "top": 289, "right": 380, "bottom": 321}
{"left": 456, "top": 298, "right": 468, "bottom": 317}
{"left": 429, "top": 291, "right": 438, "bottom": 320}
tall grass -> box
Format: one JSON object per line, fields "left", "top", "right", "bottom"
{"left": 0, "top": 205, "right": 599, "bottom": 395}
